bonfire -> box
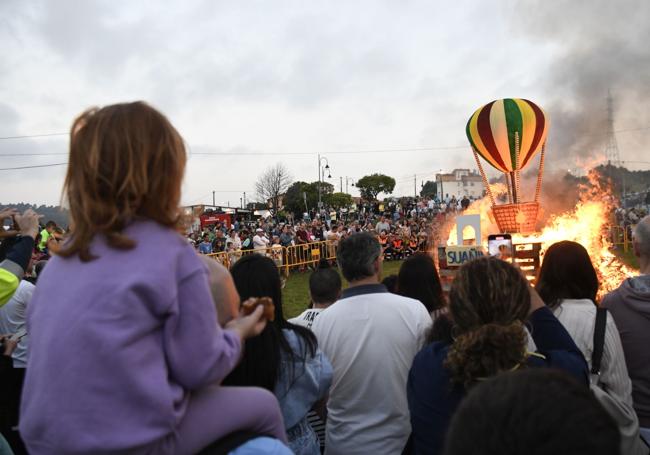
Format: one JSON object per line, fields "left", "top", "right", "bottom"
{"left": 446, "top": 169, "right": 636, "bottom": 295}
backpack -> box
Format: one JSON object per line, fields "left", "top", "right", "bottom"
{"left": 591, "top": 308, "right": 649, "bottom": 455}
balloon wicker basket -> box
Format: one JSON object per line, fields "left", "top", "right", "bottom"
{"left": 491, "top": 202, "right": 539, "bottom": 234}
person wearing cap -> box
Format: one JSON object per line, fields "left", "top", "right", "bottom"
{"left": 253, "top": 228, "right": 270, "bottom": 252}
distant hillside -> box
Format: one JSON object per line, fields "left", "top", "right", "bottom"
{"left": 0, "top": 203, "right": 70, "bottom": 228}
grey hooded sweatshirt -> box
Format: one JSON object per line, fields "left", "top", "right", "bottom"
{"left": 602, "top": 275, "right": 650, "bottom": 427}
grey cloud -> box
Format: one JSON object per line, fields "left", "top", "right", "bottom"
{"left": 512, "top": 0, "right": 650, "bottom": 166}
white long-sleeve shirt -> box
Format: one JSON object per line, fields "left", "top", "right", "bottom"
{"left": 252, "top": 234, "right": 269, "bottom": 250}
{"left": 553, "top": 298, "right": 633, "bottom": 407}
{"left": 0, "top": 279, "right": 35, "bottom": 368}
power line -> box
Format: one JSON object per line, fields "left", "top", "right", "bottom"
{"left": 0, "top": 153, "right": 67, "bottom": 156}
{"left": 0, "top": 162, "right": 68, "bottom": 171}
{"left": 0, "top": 132, "right": 68, "bottom": 140}
{"left": 191, "top": 151, "right": 313, "bottom": 156}
{"left": 1, "top": 123, "right": 649, "bottom": 143}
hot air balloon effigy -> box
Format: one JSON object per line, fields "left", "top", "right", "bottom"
{"left": 466, "top": 98, "right": 548, "bottom": 233}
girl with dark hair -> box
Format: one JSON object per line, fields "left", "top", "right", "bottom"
{"left": 225, "top": 254, "right": 332, "bottom": 455}
{"left": 407, "top": 256, "right": 587, "bottom": 455}
{"left": 397, "top": 252, "right": 445, "bottom": 317}
{"left": 536, "top": 240, "right": 633, "bottom": 411}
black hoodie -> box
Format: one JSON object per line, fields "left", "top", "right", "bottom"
{"left": 602, "top": 275, "right": 650, "bottom": 427}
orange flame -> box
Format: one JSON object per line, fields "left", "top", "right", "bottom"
{"left": 446, "top": 171, "right": 635, "bottom": 295}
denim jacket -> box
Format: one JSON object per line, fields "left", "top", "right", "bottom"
{"left": 274, "top": 329, "right": 333, "bottom": 454}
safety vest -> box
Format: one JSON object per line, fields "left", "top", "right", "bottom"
{"left": 0, "top": 268, "right": 19, "bottom": 307}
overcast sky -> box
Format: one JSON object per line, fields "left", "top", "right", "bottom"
{"left": 1, "top": 0, "right": 649, "bottom": 206}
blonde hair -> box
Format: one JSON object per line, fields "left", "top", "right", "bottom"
{"left": 59, "top": 102, "right": 186, "bottom": 261}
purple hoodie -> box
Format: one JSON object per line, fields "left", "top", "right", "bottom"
{"left": 602, "top": 275, "right": 650, "bottom": 427}
{"left": 20, "top": 220, "right": 241, "bottom": 454}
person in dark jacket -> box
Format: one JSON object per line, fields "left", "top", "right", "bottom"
{"left": 407, "top": 257, "right": 588, "bottom": 455}
{"left": 602, "top": 214, "right": 650, "bottom": 443}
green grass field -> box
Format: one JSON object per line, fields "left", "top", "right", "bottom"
{"left": 613, "top": 247, "right": 639, "bottom": 270}
{"left": 282, "top": 260, "right": 404, "bottom": 318}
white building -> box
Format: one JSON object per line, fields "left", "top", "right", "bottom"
{"left": 436, "top": 169, "right": 484, "bottom": 201}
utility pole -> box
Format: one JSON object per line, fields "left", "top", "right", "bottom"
{"left": 240, "top": 197, "right": 243, "bottom": 208}
{"left": 340, "top": 176, "right": 343, "bottom": 192}
{"left": 317, "top": 154, "right": 330, "bottom": 209}
{"left": 243, "top": 192, "right": 246, "bottom": 208}
{"left": 605, "top": 90, "right": 621, "bottom": 165}
{"left": 318, "top": 153, "right": 322, "bottom": 208}
{"left": 414, "top": 174, "right": 417, "bottom": 198}
{"left": 212, "top": 191, "right": 215, "bottom": 206}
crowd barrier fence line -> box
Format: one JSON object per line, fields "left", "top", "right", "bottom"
{"left": 608, "top": 225, "right": 632, "bottom": 252}
{"left": 206, "top": 240, "right": 338, "bottom": 275}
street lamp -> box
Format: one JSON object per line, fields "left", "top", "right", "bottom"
{"left": 318, "top": 154, "right": 331, "bottom": 209}
{"left": 345, "top": 176, "right": 355, "bottom": 194}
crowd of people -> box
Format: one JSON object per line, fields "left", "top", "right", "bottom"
{"left": 1, "top": 102, "right": 649, "bottom": 455}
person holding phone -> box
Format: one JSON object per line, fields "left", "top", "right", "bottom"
{"left": 0, "top": 208, "right": 40, "bottom": 307}
{"left": 407, "top": 257, "right": 588, "bottom": 454}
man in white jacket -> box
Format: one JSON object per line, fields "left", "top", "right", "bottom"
{"left": 252, "top": 228, "right": 269, "bottom": 252}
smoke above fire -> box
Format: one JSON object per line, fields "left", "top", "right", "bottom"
{"left": 511, "top": 0, "right": 650, "bottom": 168}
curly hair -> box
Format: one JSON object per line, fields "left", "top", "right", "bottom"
{"left": 445, "top": 257, "right": 531, "bottom": 388}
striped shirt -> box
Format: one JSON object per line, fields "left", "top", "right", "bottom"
{"left": 553, "top": 299, "right": 633, "bottom": 407}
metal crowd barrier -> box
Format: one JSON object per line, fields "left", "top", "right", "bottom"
{"left": 206, "top": 240, "right": 338, "bottom": 275}
{"left": 607, "top": 225, "right": 632, "bottom": 252}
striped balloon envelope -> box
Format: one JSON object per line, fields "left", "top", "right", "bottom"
{"left": 466, "top": 99, "right": 548, "bottom": 174}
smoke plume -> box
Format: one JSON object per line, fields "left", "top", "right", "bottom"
{"left": 512, "top": 0, "right": 650, "bottom": 169}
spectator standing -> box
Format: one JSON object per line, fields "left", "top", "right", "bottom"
{"left": 460, "top": 196, "right": 470, "bottom": 211}
{"left": 224, "top": 255, "right": 332, "bottom": 455}
{"left": 225, "top": 229, "right": 241, "bottom": 251}
{"left": 279, "top": 225, "right": 294, "bottom": 248}
{"left": 375, "top": 216, "right": 389, "bottom": 234}
{"left": 312, "top": 233, "right": 432, "bottom": 455}
{"left": 240, "top": 230, "right": 253, "bottom": 251}
{"left": 253, "top": 228, "right": 269, "bottom": 251}
{"left": 36, "top": 221, "right": 56, "bottom": 253}
{"left": 0, "top": 209, "right": 40, "bottom": 307}
{"left": 444, "top": 370, "right": 620, "bottom": 455}
{"left": 407, "top": 257, "right": 588, "bottom": 455}
{"left": 397, "top": 252, "right": 446, "bottom": 319}
{"left": 603, "top": 215, "right": 650, "bottom": 444}
{"left": 536, "top": 241, "right": 633, "bottom": 408}
{"left": 198, "top": 233, "right": 213, "bottom": 254}
{"left": 0, "top": 276, "right": 33, "bottom": 453}
{"left": 212, "top": 230, "right": 227, "bottom": 253}
{"left": 290, "top": 261, "right": 341, "bottom": 329}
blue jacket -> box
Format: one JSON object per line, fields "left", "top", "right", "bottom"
{"left": 407, "top": 307, "right": 588, "bottom": 455}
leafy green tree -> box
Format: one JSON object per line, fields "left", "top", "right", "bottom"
{"left": 420, "top": 180, "right": 437, "bottom": 198}
{"left": 356, "top": 174, "right": 396, "bottom": 201}
{"left": 283, "top": 181, "right": 335, "bottom": 216}
{"left": 283, "top": 181, "right": 311, "bottom": 216}
{"left": 324, "top": 192, "right": 353, "bottom": 209}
